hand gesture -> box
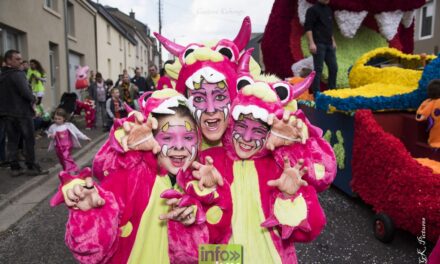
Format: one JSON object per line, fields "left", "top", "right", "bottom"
{"left": 266, "top": 111, "right": 305, "bottom": 151}
{"left": 267, "top": 157, "right": 308, "bottom": 196}
{"left": 122, "top": 114, "right": 160, "bottom": 153}
{"left": 64, "top": 177, "right": 105, "bottom": 211}
{"left": 159, "top": 198, "right": 195, "bottom": 226}
{"left": 191, "top": 156, "right": 224, "bottom": 191}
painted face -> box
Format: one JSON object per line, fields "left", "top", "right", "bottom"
{"left": 232, "top": 115, "right": 269, "bottom": 159}
{"left": 155, "top": 115, "right": 198, "bottom": 175}
{"left": 188, "top": 80, "right": 231, "bottom": 142}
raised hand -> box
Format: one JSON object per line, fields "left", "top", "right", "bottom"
{"left": 159, "top": 198, "right": 196, "bottom": 226}
{"left": 267, "top": 157, "right": 308, "bottom": 196}
{"left": 192, "top": 156, "right": 224, "bottom": 191}
{"left": 266, "top": 110, "right": 305, "bottom": 151}
{"left": 64, "top": 177, "right": 105, "bottom": 211}
{"left": 121, "top": 115, "right": 160, "bottom": 153}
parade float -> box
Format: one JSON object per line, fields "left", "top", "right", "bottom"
{"left": 262, "top": 0, "right": 440, "bottom": 243}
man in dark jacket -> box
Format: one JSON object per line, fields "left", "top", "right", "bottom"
{"left": 304, "top": 0, "right": 338, "bottom": 95}
{"left": 131, "top": 68, "right": 147, "bottom": 94}
{"left": 0, "top": 50, "right": 48, "bottom": 176}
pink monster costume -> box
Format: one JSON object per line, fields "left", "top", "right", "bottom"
{"left": 47, "top": 122, "right": 89, "bottom": 173}
{"left": 56, "top": 90, "right": 209, "bottom": 264}
{"left": 76, "top": 98, "right": 96, "bottom": 129}
{"left": 190, "top": 84, "right": 328, "bottom": 263}
{"left": 154, "top": 17, "right": 251, "bottom": 148}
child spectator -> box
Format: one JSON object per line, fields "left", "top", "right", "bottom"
{"left": 105, "top": 88, "right": 126, "bottom": 131}
{"left": 47, "top": 108, "right": 90, "bottom": 174}
{"left": 27, "top": 59, "right": 46, "bottom": 105}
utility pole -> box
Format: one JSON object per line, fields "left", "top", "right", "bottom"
{"left": 158, "top": 0, "right": 163, "bottom": 66}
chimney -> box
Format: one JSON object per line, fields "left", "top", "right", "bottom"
{"left": 129, "top": 10, "right": 135, "bottom": 19}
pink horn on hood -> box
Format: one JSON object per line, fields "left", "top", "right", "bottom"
{"left": 233, "top": 16, "right": 252, "bottom": 51}
{"left": 291, "top": 71, "right": 316, "bottom": 99}
{"left": 154, "top": 32, "right": 185, "bottom": 56}
{"left": 237, "top": 48, "right": 254, "bottom": 75}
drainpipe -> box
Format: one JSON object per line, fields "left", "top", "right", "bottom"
{"left": 63, "top": 0, "right": 71, "bottom": 91}
{"left": 94, "top": 9, "right": 98, "bottom": 74}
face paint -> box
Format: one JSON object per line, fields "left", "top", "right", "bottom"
{"left": 188, "top": 81, "right": 231, "bottom": 121}
{"left": 155, "top": 119, "right": 198, "bottom": 174}
{"left": 232, "top": 115, "right": 269, "bottom": 159}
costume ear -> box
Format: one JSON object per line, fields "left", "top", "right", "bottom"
{"left": 236, "top": 76, "right": 254, "bottom": 92}
{"left": 272, "top": 83, "right": 290, "bottom": 104}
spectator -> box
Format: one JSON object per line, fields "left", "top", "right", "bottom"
{"left": 27, "top": 59, "right": 47, "bottom": 105}
{"left": 304, "top": 0, "right": 338, "bottom": 95}
{"left": 116, "top": 73, "right": 138, "bottom": 109}
{"left": 105, "top": 87, "right": 127, "bottom": 131}
{"left": 157, "top": 60, "right": 176, "bottom": 90}
{"left": 146, "top": 65, "right": 159, "bottom": 91}
{"left": 104, "top": 79, "right": 114, "bottom": 98}
{"left": 88, "top": 72, "right": 107, "bottom": 128}
{"left": 0, "top": 50, "right": 48, "bottom": 176}
{"left": 131, "top": 68, "right": 148, "bottom": 94}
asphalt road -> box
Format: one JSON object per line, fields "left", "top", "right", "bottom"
{"left": 0, "top": 183, "right": 431, "bottom": 264}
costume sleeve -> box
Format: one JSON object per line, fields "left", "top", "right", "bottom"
{"left": 68, "top": 123, "right": 89, "bottom": 140}
{"left": 65, "top": 185, "right": 121, "bottom": 264}
{"left": 304, "top": 7, "right": 316, "bottom": 33}
{"left": 273, "top": 110, "right": 337, "bottom": 192}
{"left": 47, "top": 124, "right": 56, "bottom": 137}
{"left": 262, "top": 185, "right": 326, "bottom": 243}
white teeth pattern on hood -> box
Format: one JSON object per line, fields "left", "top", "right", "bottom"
{"left": 232, "top": 105, "right": 269, "bottom": 123}
{"left": 334, "top": 10, "right": 368, "bottom": 38}
{"left": 185, "top": 67, "right": 226, "bottom": 90}
{"left": 190, "top": 146, "right": 196, "bottom": 161}
{"left": 152, "top": 95, "right": 188, "bottom": 114}
{"left": 375, "top": 10, "right": 404, "bottom": 41}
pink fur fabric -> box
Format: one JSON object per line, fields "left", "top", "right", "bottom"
{"left": 65, "top": 186, "right": 120, "bottom": 264}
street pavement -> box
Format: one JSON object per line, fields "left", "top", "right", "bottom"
{"left": 0, "top": 182, "right": 433, "bottom": 263}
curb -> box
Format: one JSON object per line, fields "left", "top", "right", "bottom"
{"left": 0, "top": 133, "right": 108, "bottom": 212}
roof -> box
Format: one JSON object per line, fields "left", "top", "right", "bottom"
{"left": 87, "top": 1, "right": 137, "bottom": 45}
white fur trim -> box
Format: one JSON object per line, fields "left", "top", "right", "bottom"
{"left": 152, "top": 95, "right": 187, "bottom": 114}
{"left": 184, "top": 67, "right": 226, "bottom": 90}
{"left": 401, "top": 10, "right": 415, "bottom": 28}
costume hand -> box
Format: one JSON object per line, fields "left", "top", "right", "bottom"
{"left": 122, "top": 115, "right": 160, "bottom": 153}
{"left": 159, "top": 198, "right": 196, "bottom": 226}
{"left": 309, "top": 43, "right": 317, "bottom": 54}
{"left": 266, "top": 111, "right": 305, "bottom": 150}
{"left": 267, "top": 157, "right": 308, "bottom": 196}
{"left": 64, "top": 177, "right": 105, "bottom": 211}
{"left": 192, "top": 156, "right": 224, "bottom": 191}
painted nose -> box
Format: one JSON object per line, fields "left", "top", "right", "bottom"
{"left": 243, "top": 128, "right": 253, "bottom": 142}
{"left": 206, "top": 97, "right": 216, "bottom": 113}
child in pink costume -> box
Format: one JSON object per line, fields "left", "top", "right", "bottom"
{"left": 47, "top": 108, "right": 90, "bottom": 173}
{"left": 51, "top": 90, "right": 210, "bottom": 264}
{"left": 175, "top": 81, "right": 330, "bottom": 264}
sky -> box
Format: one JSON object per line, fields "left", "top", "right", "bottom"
{"left": 95, "top": 0, "right": 275, "bottom": 58}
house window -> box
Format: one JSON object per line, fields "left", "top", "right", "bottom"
{"left": 419, "top": 0, "right": 435, "bottom": 39}
{"left": 128, "top": 44, "right": 131, "bottom": 57}
{"left": 67, "top": 1, "right": 75, "bottom": 37}
{"left": 107, "top": 24, "right": 111, "bottom": 44}
{"left": 45, "top": 0, "right": 58, "bottom": 11}
{"left": 119, "top": 35, "right": 122, "bottom": 50}
{"left": 0, "top": 27, "right": 24, "bottom": 55}
{"left": 119, "top": 63, "right": 123, "bottom": 73}
{"left": 136, "top": 44, "right": 139, "bottom": 58}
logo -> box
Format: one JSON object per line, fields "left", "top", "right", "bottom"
{"left": 199, "top": 244, "right": 243, "bottom": 264}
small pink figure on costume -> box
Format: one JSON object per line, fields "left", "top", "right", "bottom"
{"left": 76, "top": 97, "right": 96, "bottom": 129}
{"left": 47, "top": 108, "right": 91, "bottom": 174}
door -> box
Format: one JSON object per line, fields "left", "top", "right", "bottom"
{"left": 68, "top": 52, "right": 81, "bottom": 96}
{"left": 49, "top": 48, "right": 57, "bottom": 108}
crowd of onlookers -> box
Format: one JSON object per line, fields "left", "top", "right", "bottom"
{"left": 0, "top": 48, "right": 175, "bottom": 176}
